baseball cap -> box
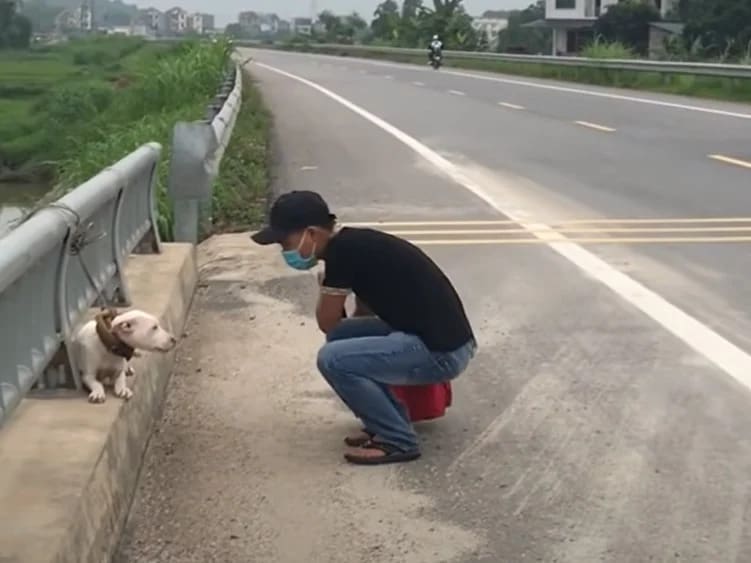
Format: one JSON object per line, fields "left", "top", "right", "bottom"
{"left": 251, "top": 190, "right": 336, "bottom": 245}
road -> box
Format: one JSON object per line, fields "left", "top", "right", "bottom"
{"left": 117, "top": 50, "right": 751, "bottom": 563}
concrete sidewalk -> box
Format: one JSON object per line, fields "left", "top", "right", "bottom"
{"left": 0, "top": 244, "right": 196, "bottom": 563}
{"left": 115, "top": 234, "right": 481, "bottom": 563}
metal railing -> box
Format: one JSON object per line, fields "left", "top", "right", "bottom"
{"left": 260, "top": 43, "right": 751, "bottom": 80}
{"left": 0, "top": 144, "right": 162, "bottom": 424}
{"left": 169, "top": 64, "right": 243, "bottom": 243}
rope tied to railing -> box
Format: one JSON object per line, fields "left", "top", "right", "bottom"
{"left": 43, "top": 202, "right": 117, "bottom": 314}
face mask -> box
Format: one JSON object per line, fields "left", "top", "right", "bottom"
{"left": 282, "top": 231, "right": 318, "bottom": 270}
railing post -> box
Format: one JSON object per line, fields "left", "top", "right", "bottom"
{"left": 167, "top": 121, "right": 218, "bottom": 244}
{"left": 168, "top": 64, "right": 242, "bottom": 243}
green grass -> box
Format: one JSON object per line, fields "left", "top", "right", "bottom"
{"left": 273, "top": 43, "right": 751, "bottom": 104}
{"left": 53, "top": 39, "right": 232, "bottom": 239}
{"left": 211, "top": 71, "right": 271, "bottom": 233}
{"left": 0, "top": 37, "right": 176, "bottom": 171}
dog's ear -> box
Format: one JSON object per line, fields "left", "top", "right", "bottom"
{"left": 112, "top": 318, "right": 135, "bottom": 335}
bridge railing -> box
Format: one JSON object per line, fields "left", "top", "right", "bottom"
{"left": 255, "top": 42, "right": 751, "bottom": 80}
{"left": 0, "top": 143, "right": 162, "bottom": 424}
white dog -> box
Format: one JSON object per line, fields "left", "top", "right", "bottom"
{"left": 73, "top": 309, "right": 177, "bottom": 403}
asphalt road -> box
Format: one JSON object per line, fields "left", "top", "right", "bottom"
{"left": 118, "top": 51, "right": 751, "bottom": 563}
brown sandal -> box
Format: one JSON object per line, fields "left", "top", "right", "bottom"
{"left": 344, "top": 440, "right": 422, "bottom": 466}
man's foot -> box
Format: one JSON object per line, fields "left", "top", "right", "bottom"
{"left": 344, "top": 429, "right": 374, "bottom": 447}
{"left": 344, "top": 441, "right": 421, "bottom": 465}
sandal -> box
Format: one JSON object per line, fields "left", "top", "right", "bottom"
{"left": 344, "top": 429, "right": 374, "bottom": 447}
{"left": 344, "top": 440, "right": 421, "bottom": 466}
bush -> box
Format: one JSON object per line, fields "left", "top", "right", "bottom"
{"left": 581, "top": 37, "right": 635, "bottom": 59}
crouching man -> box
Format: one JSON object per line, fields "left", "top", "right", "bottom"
{"left": 251, "top": 190, "right": 476, "bottom": 465}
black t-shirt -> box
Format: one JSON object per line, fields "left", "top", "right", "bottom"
{"left": 322, "top": 227, "right": 474, "bottom": 352}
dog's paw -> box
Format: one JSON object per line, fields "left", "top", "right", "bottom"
{"left": 125, "top": 366, "right": 135, "bottom": 377}
{"left": 88, "top": 389, "right": 106, "bottom": 403}
{"left": 115, "top": 387, "right": 133, "bottom": 400}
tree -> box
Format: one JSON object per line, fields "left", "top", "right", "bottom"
{"left": 371, "top": 0, "right": 399, "bottom": 41}
{"left": 678, "top": 0, "right": 751, "bottom": 59}
{"left": 496, "top": 0, "right": 550, "bottom": 54}
{"left": 0, "top": 0, "right": 31, "bottom": 49}
{"left": 593, "top": 0, "right": 660, "bottom": 56}
{"left": 398, "top": 0, "right": 422, "bottom": 46}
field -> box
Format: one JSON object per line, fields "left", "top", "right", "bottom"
{"left": 0, "top": 38, "right": 175, "bottom": 174}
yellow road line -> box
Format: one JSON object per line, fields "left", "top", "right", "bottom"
{"left": 388, "top": 226, "right": 751, "bottom": 236}
{"left": 498, "top": 102, "right": 525, "bottom": 110}
{"left": 708, "top": 154, "right": 751, "bottom": 170}
{"left": 575, "top": 120, "right": 616, "bottom": 133}
{"left": 345, "top": 217, "right": 751, "bottom": 228}
{"left": 408, "top": 236, "right": 751, "bottom": 246}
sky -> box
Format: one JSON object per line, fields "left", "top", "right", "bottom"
{"left": 139, "top": 0, "right": 527, "bottom": 28}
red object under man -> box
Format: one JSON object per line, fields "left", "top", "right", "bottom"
{"left": 390, "top": 382, "right": 452, "bottom": 422}
{"left": 351, "top": 297, "right": 453, "bottom": 423}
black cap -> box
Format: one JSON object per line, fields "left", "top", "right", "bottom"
{"left": 251, "top": 190, "right": 336, "bottom": 245}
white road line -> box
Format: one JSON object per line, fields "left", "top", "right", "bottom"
{"left": 575, "top": 120, "right": 616, "bottom": 132}
{"left": 448, "top": 89, "right": 466, "bottom": 96}
{"left": 498, "top": 102, "right": 525, "bottom": 110}
{"left": 262, "top": 50, "right": 751, "bottom": 120}
{"left": 255, "top": 62, "right": 751, "bottom": 415}
{"left": 384, "top": 75, "right": 394, "bottom": 80}
{"left": 413, "top": 81, "right": 425, "bottom": 87}
{"left": 709, "top": 154, "right": 751, "bottom": 170}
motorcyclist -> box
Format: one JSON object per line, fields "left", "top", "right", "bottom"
{"left": 428, "top": 35, "right": 443, "bottom": 64}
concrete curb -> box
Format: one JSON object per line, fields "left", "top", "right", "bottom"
{"left": 0, "top": 243, "right": 197, "bottom": 563}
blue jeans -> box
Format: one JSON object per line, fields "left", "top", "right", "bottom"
{"left": 316, "top": 317, "right": 476, "bottom": 452}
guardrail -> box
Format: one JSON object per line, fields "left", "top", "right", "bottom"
{"left": 0, "top": 144, "right": 162, "bottom": 424}
{"left": 0, "top": 63, "right": 243, "bottom": 425}
{"left": 169, "top": 64, "right": 243, "bottom": 243}
{"left": 256, "top": 42, "right": 751, "bottom": 80}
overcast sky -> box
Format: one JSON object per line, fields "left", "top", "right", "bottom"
{"left": 140, "top": 0, "right": 527, "bottom": 28}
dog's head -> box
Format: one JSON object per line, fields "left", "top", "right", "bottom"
{"left": 111, "top": 310, "right": 177, "bottom": 353}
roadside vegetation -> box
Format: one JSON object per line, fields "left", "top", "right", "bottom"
{"left": 0, "top": 37, "right": 234, "bottom": 238}
{"left": 0, "top": 37, "right": 167, "bottom": 177}
{"left": 211, "top": 71, "right": 271, "bottom": 233}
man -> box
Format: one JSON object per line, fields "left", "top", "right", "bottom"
{"left": 428, "top": 34, "right": 443, "bottom": 64}
{"left": 252, "top": 191, "right": 476, "bottom": 465}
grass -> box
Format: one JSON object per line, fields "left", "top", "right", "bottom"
{"left": 211, "top": 70, "right": 271, "bottom": 233}
{"left": 0, "top": 37, "right": 176, "bottom": 172}
{"left": 52, "top": 39, "right": 232, "bottom": 239}
{"left": 273, "top": 43, "right": 751, "bottom": 104}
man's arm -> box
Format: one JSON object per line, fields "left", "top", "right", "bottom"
{"left": 316, "top": 291, "right": 347, "bottom": 334}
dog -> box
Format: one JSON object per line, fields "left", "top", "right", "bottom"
{"left": 73, "top": 309, "right": 177, "bottom": 403}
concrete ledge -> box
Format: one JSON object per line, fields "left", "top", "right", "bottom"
{"left": 0, "top": 243, "right": 197, "bottom": 563}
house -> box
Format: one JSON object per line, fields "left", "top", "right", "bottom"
{"left": 137, "top": 8, "right": 166, "bottom": 33}
{"left": 292, "top": 17, "right": 312, "bottom": 35}
{"left": 472, "top": 17, "right": 508, "bottom": 49}
{"left": 544, "top": 0, "right": 677, "bottom": 55}
{"left": 55, "top": 2, "right": 94, "bottom": 32}
{"left": 165, "top": 7, "right": 188, "bottom": 34}
{"left": 189, "top": 13, "right": 214, "bottom": 34}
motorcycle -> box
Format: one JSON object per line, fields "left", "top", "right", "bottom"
{"left": 429, "top": 50, "right": 442, "bottom": 70}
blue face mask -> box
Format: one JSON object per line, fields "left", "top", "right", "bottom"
{"left": 282, "top": 231, "right": 318, "bottom": 270}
